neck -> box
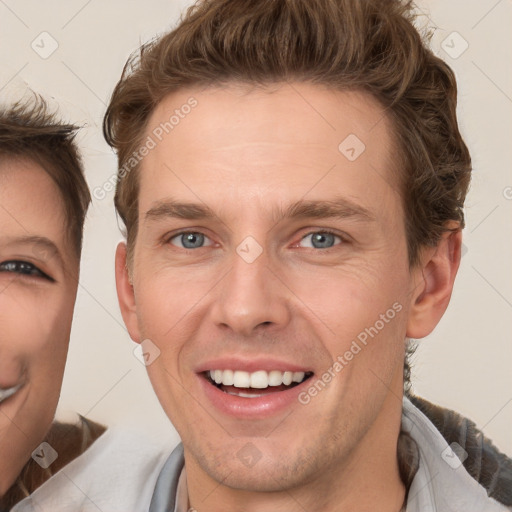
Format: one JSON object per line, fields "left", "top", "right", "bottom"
{"left": 185, "top": 370, "right": 406, "bottom": 512}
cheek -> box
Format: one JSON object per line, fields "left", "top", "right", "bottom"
{"left": 0, "top": 289, "right": 72, "bottom": 366}
{"left": 290, "top": 256, "right": 409, "bottom": 337}
{"left": 135, "top": 267, "right": 211, "bottom": 340}
{"left": 288, "top": 263, "right": 411, "bottom": 398}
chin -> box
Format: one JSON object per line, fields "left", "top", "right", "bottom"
{"left": 210, "top": 461, "right": 302, "bottom": 493}
{"left": 192, "top": 438, "right": 318, "bottom": 493}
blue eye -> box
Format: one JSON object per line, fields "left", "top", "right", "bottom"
{"left": 299, "top": 231, "right": 342, "bottom": 249}
{"left": 169, "top": 232, "right": 214, "bottom": 249}
{"left": 0, "top": 261, "right": 53, "bottom": 280}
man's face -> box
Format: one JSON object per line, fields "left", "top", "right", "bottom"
{"left": 0, "top": 158, "right": 78, "bottom": 494}
{"left": 123, "top": 83, "right": 422, "bottom": 492}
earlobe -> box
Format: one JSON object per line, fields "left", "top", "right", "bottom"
{"left": 115, "top": 242, "right": 141, "bottom": 344}
{"left": 406, "top": 228, "right": 462, "bottom": 339}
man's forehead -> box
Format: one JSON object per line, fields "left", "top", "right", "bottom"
{"left": 142, "top": 84, "right": 396, "bottom": 167}
{"left": 138, "top": 83, "right": 401, "bottom": 217}
{"left": 148, "top": 83, "right": 392, "bottom": 137}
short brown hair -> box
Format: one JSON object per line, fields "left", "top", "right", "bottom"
{"left": 104, "top": 0, "right": 471, "bottom": 268}
{"left": 0, "top": 95, "right": 91, "bottom": 256}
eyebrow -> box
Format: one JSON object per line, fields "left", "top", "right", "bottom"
{"left": 1, "top": 235, "right": 63, "bottom": 266}
{"left": 144, "top": 196, "right": 375, "bottom": 224}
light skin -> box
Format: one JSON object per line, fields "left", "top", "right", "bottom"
{"left": 0, "top": 158, "right": 79, "bottom": 496}
{"left": 116, "top": 83, "right": 461, "bottom": 511}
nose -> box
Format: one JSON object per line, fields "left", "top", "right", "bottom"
{"left": 209, "top": 243, "right": 292, "bottom": 337}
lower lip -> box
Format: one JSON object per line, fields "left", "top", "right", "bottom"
{"left": 198, "top": 374, "right": 313, "bottom": 419}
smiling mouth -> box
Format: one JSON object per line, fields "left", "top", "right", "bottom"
{"left": 0, "top": 383, "right": 24, "bottom": 404}
{"left": 204, "top": 369, "right": 313, "bottom": 398}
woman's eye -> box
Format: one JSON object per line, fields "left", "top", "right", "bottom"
{"left": 298, "top": 231, "right": 343, "bottom": 249}
{"left": 168, "top": 232, "right": 214, "bottom": 250}
{"left": 0, "top": 260, "right": 52, "bottom": 280}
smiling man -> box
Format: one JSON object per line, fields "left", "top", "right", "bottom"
{"left": 104, "top": 0, "right": 512, "bottom": 511}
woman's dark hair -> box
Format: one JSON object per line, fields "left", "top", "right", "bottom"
{"left": 0, "top": 95, "right": 91, "bottom": 255}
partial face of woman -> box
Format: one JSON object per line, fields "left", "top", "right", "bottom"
{"left": 0, "top": 157, "right": 79, "bottom": 495}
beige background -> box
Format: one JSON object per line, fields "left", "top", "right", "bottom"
{"left": 0, "top": 0, "right": 510, "bottom": 453}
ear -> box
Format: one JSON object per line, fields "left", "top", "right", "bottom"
{"left": 406, "top": 225, "right": 462, "bottom": 339}
{"left": 115, "top": 242, "right": 141, "bottom": 343}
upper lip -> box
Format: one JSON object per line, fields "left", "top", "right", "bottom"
{"left": 195, "top": 357, "right": 313, "bottom": 374}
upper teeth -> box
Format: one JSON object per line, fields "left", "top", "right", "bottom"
{"left": 208, "top": 370, "right": 306, "bottom": 388}
{"left": 0, "top": 384, "right": 22, "bottom": 403}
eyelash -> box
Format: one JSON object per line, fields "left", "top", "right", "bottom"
{"left": 0, "top": 260, "right": 54, "bottom": 282}
{"left": 166, "top": 229, "right": 347, "bottom": 252}
{"left": 299, "top": 229, "right": 346, "bottom": 251}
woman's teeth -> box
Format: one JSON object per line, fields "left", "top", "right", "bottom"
{"left": 0, "top": 383, "right": 22, "bottom": 404}
{"left": 208, "top": 369, "right": 307, "bottom": 389}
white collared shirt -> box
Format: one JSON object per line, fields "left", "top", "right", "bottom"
{"left": 12, "top": 426, "right": 170, "bottom": 512}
